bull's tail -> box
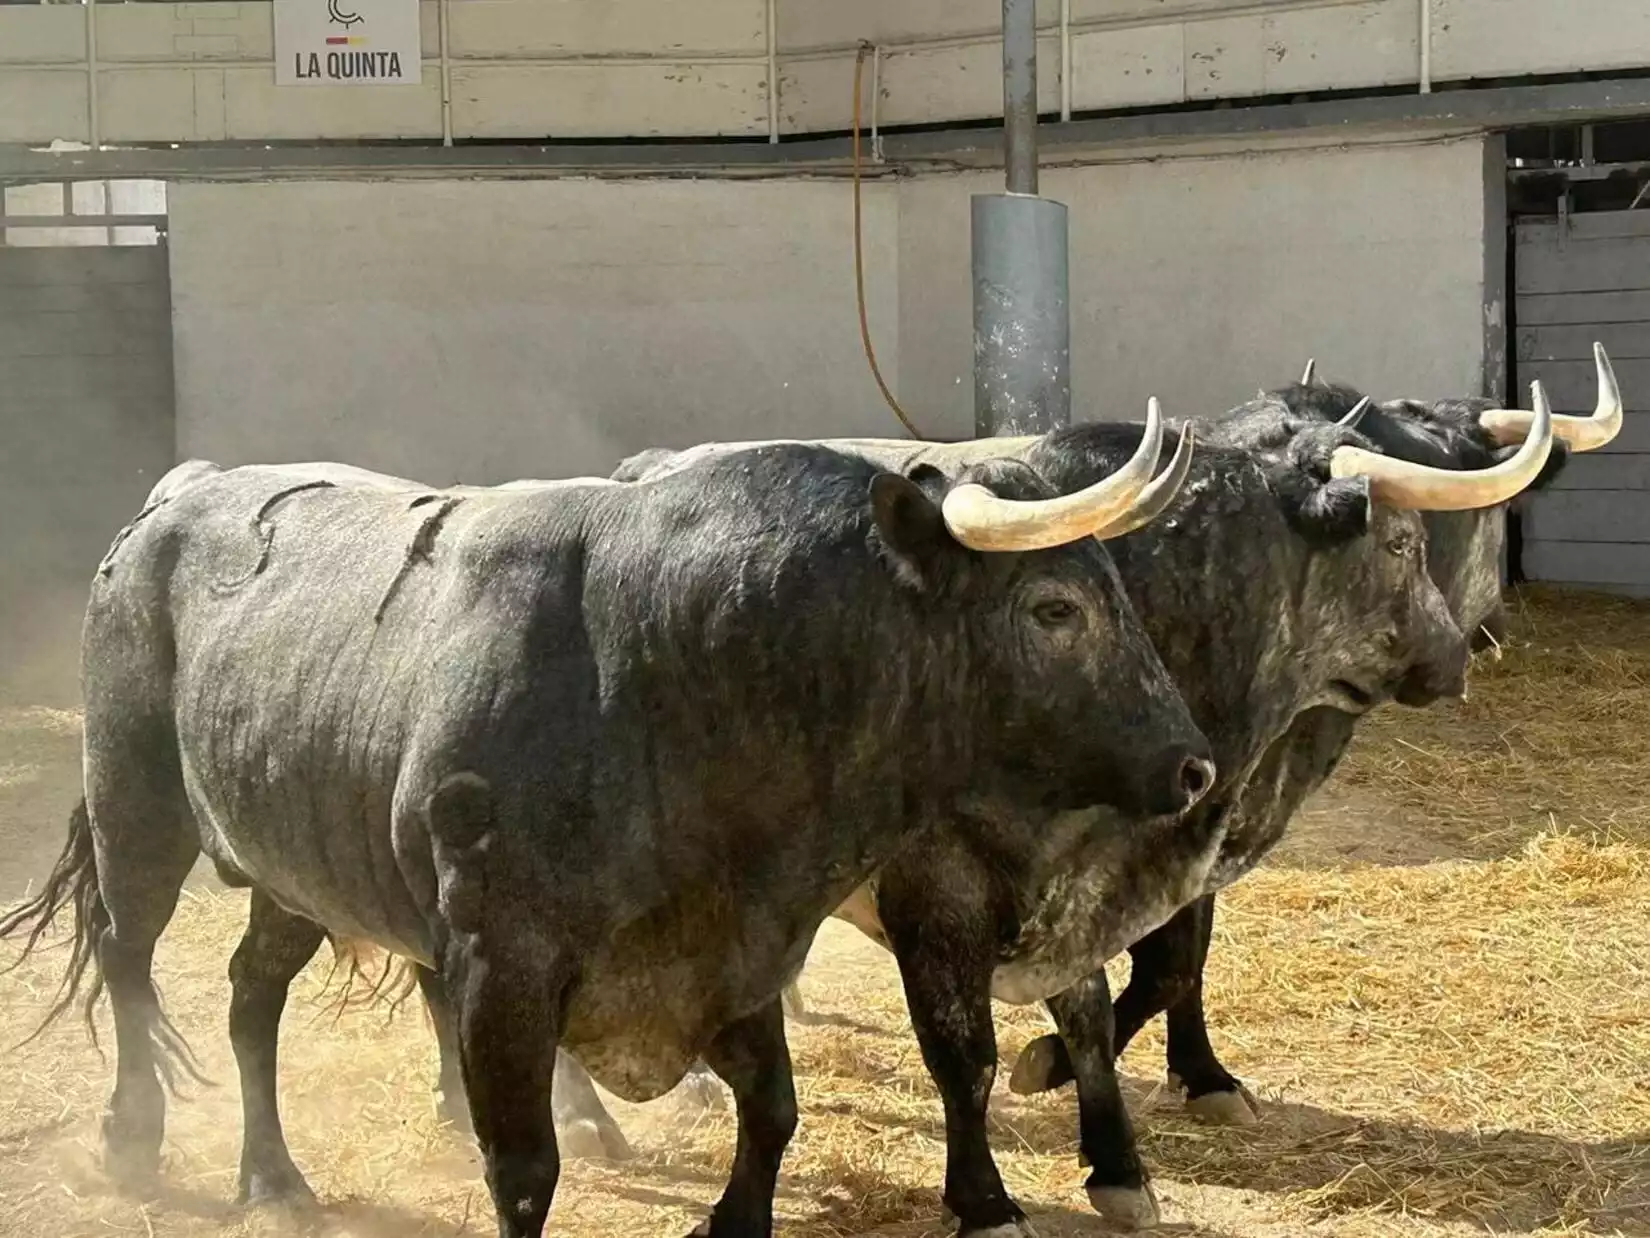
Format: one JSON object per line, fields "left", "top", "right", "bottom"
{"left": 0, "top": 798, "right": 207, "bottom": 1092}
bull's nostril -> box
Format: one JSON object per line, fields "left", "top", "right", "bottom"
{"left": 1178, "top": 757, "right": 1215, "bottom": 804}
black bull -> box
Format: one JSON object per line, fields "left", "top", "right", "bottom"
{"left": 415, "top": 377, "right": 1565, "bottom": 1237}
{"left": 1, "top": 442, "right": 1218, "bottom": 1238}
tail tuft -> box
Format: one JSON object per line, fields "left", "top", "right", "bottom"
{"left": 0, "top": 798, "right": 109, "bottom": 1052}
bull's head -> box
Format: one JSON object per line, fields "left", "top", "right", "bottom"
{"left": 871, "top": 399, "right": 1216, "bottom": 821}
{"left": 1298, "top": 344, "right": 1623, "bottom": 655}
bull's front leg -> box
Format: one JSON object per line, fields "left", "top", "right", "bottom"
{"left": 445, "top": 928, "right": 568, "bottom": 1238}
{"left": 688, "top": 999, "right": 798, "bottom": 1238}
{"left": 1007, "top": 897, "right": 1258, "bottom": 1126}
{"left": 427, "top": 772, "right": 570, "bottom": 1238}
{"left": 1119, "top": 896, "right": 1258, "bottom": 1126}
{"left": 879, "top": 873, "right": 1030, "bottom": 1237}
{"left": 1042, "top": 972, "right": 1159, "bottom": 1231}
{"left": 417, "top": 962, "right": 636, "bottom": 1160}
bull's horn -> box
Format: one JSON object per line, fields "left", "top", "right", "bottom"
{"left": 1337, "top": 396, "right": 1372, "bottom": 430}
{"left": 941, "top": 397, "right": 1164, "bottom": 551}
{"left": 1301, "top": 358, "right": 1317, "bottom": 385}
{"left": 1092, "top": 424, "right": 1196, "bottom": 540}
{"left": 1330, "top": 380, "right": 1554, "bottom": 512}
{"left": 1478, "top": 342, "right": 1623, "bottom": 452}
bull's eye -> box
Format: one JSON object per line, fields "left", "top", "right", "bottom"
{"left": 1032, "top": 598, "right": 1080, "bottom": 628}
{"left": 1386, "top": 538, "right": 1415, "bottom": 559}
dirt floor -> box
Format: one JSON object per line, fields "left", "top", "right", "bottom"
{"left": 1, "top": 585, "right": 1648, "bottom": 1237}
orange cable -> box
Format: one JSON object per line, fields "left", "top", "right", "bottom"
{"left": 853, "top": 42, "right": 925, "bottom": 440}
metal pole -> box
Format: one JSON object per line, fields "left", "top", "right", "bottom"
{"left": 1002, "top": 0, "right": 1038, "bottom": 195}
{"left": 438, "top": 0, "right": 454, "bottom": 146}
{"left": 973, "top": 0, "right": 1070, "bottom": 437}
{"left": 972, "top": 196, "right": 1070, "bottom": 437}
{"left": 1418, "top": 0, "right": 1433, "bottom": 94}
{"left": 765, "top": 0, "right": 780, "bottom": 143}
{"left": 85, "top": 0, "right": 100, "bottom": 151}
{"left": 1059, "top": 0, "right": 1073, "bottom": 123}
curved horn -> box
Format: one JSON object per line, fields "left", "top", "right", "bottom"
{"left": 1092, "top": 425, "right": 1197, "bottom": 540}
{"left": 1301, "top": 358, "right": 1317, "bottom": 385}
{"left": 1330, "top": 380, "right": 1554, "bottom": 511}
{"left": 1337, "top": 396, "right": 1373, "bottom": 430}
{"left": 941, "top": 397, "right": 1165, "bottom": 551}
{"left": 1478, "top": 342, "right": 1623, "bottom": 452}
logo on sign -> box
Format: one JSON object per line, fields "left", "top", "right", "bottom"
{"left": 275, "top": 0, "right": 421, "bottom": 87}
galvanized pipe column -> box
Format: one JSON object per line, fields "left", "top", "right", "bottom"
{"left": 973, "top": 0, "right": 1071, "bottom": 438}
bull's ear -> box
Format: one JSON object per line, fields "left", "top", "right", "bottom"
{"left": 1492, "top": 436, "right": 1570, "bottom": 493}
{"left": 1294, "top": 476, "right": 1372, "bottom": 543}
{"left": 870, "top": 473, "right": 950, "bottom": 572}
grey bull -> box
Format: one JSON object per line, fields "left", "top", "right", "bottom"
{"left": 1, "top": 432, "right": 1214, "bottom": 1238}
{"left": 998, "top": 348, "right": 1622, "bottom": 1225}
{"left": 420, "top": 380, "right": 1562, "bottom": 1235}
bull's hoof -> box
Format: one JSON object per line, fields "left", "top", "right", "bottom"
{"left": 100, "top": 1114, "right": 161, "bottom": 1188}
{"left": 940, "top": 1203, "right": 1040, "bottom": 1237}
{"left": 1008, "top": 1034, "right": 1071, "bottom": 1096}
{"left": 1087, "top": 1184, "right": 1161, "bottom": 1231}
{"left": 560, "top": 1117, "right": 635, "bottom": 1161}
{"left": 236, "top": 1160, "right": 318, "bottom": 1208}
{"left": 1182, "top": 1086, "right": 1261, "bottom": 1127}
{"left": 673, "top": 1068, "right": 728, "bottom": 1115}
{"left": 959, "top": 1222, "right": 1040, "bottom": 1237}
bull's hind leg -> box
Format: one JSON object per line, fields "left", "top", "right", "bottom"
{"left": 83, "top": 758, "right": 204, "bottom": 1184}
{"left": 552, "top": 1050, "right": 635, "bottom": 1161}
{"left": 1126, "top": 898, "right": 1259, "bottom": 1126}
{"left": 413, "top": 964, "right": 472, "bottom": 1133}
{"left": 229, "top": 891, "right": 326, "bottom": 1205}
{"left": 688, "top": 999, "right": 797, "bottom": 1238}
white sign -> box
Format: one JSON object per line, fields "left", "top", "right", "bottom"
{"left": 274, "top": 0, "right": 422, "bottom": 87}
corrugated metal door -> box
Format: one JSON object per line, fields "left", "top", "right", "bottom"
{"left": 1515, "top": 209, "right": 1650, "bottom": 596}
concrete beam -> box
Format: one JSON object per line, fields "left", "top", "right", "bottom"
{"left": 6, "top": 77, "right": 1650, "bottom": 184}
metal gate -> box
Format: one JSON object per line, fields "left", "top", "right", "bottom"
{"left": 1514, "top": 209, "right": 1650, "bottom": 596}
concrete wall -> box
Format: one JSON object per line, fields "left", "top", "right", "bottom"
{"left": 168, "top": 178, "right": 901, "bottom": 483}
{"left": 168, "top": 136, "right": 1493, "bottom": 473}
{"left": 6, "top": 0, "right": 1649, "bottom": 146}
{"left": 900, "top": 137, "right": 1497, "bottom": 435}
{"left": 0, "top": 246, "right": 175, "bottom": 707}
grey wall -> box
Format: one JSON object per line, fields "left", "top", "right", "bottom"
{"left": 0, "top": 245, "right": 175, "bottom": 706}
{"left": 169, "top": 178, "right": 901, "bottom": 483}
{"left": 1515, "top": 209, "right": 1650, "bottom": 595}
{"left": 169, "top": 139, "right": 1497, "bottom": 474}
{"left": 898, "top": 136, "right": 1499, "bottom": 436}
